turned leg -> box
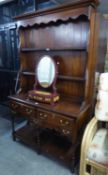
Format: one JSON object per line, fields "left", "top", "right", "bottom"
{"left": 35, "top": 127, "right": 41, "bottom": 154}
{"left": 27, "top": 119, "right": 30, "bottom": 125}
{"left": 70, "top": 159, "right": 75, "bottom": 173}
{"left": 11, "top": 114, "right": 16, "bottom": 141}
{"left": 67, "top": 145, "right": 77, "bottom": 174}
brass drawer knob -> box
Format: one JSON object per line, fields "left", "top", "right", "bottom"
{"left": 65, "top": 121, "right": 69, "bottom": 125}
{"left": 66, "top": 130, "right": 70, "bottom": 134}
{"left": 60, "top": 119, "right": 63, "bottom": 123}
{"left": 39, "top": 113, "right": 43, "bottom": 116}
{"left": 62, "top": 129, "right": 65, "bottom": 134}
{"left": 44, "top": 114, "right": 47, "bottom": 118}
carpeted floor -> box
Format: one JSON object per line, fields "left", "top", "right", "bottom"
{"left": 0, "top": 108, "right": 77, "bottom": 175}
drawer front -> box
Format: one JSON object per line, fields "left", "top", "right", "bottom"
{"left": 37, "top": 109, "right": 74, "bottom": 136}
{"left": 20, "top": 104, "right": 35, "bottom": 117}
{"left": 10, "top": 101, "right": 21, "bottom": 113}
{"left": 37, "top": 109, "right": 53, "bottom": 130}
{"left": 10, "top": 101, "right": 35, "bottom": 119}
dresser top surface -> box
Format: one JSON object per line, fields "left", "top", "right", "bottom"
{"left": 9, "top": 93, "right": 90, "bottom": 119}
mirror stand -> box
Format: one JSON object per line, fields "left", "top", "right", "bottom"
{"left": 28, "top": 55, "right": 60, "bottom": 105}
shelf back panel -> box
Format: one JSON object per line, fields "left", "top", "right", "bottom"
{"left": 20, "top": 17, "right": 89, "bottom": 50}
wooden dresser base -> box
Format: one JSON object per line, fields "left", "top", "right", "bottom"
{"left": 10, "top": 94, "right": 86, "bottom": 173}
{"left": 12, "top": 122, "right": 80, "bottom": 172}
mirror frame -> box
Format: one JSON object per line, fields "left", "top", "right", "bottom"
{"left": 35, "top": 55, "right": 58, "bottom": 92}
{"left": 28, "top": 55, "right": 60, "bottom": 105}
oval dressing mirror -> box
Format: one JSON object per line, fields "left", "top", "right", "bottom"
{"left": 36, "top": 55, "right": 56, "bottom": 88}
{"left": 28, "top": 55, "right": 59, "bottom": 104}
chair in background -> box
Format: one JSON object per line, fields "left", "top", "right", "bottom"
{"left": 80, "top": 117, "right": 108, "bottom": 175}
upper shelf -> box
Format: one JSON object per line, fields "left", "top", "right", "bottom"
{"left": 21, "top": 48, "right": 87, "bottom": 52}
{"left": 21, "top": 71, "right": 86, "bottom": 82}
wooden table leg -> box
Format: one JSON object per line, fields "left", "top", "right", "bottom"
{"left": 11, "top": 113, "right": 16, "bottom": 141}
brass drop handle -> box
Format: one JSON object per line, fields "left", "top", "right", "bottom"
{"left": 62, "top": 129, "right": 70, "bottom": 135}
{"left": 12, "top": 104, "right": 18, "bottom": 109}
{"left": 39, "top": 113, "right": 47, "bottom": 119}
{"left": 26, "top": 108, "right": 33, "bottom": 114}
{"left": 60, "top": 119, "right": 69, "bottom": 126}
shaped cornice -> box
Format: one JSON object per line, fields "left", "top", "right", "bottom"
{"left": 14, "top": 0, "right": 98, "bottom": 28}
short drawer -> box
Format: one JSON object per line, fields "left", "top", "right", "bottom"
{"left": 55, "top": 114, "right": 74, "bottom": 129}
{"left": 10, "top": 101, "right": 20, "bottom": 112}
{"left": 10, "top": 100, "right": 38, "bottom": 124}
{"left": 20, "top": 104, "right": 35, "bottom": 117}
{"left": 37, "top": 109, "right": 74, "bottom": 131}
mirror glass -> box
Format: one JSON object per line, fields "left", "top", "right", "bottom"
{"left": 36, "top": 55, "right": 56, "bottom": 88}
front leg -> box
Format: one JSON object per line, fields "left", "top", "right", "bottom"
{"left": 11, "top": 112, "right": 16, "bottom": 141}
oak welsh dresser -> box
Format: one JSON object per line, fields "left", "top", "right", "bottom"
{"left": 9, "top": 0, "right": 106, "bottom": 172}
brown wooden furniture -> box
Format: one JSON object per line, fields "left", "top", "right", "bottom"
{"left": 9, "top": 0, "right": 106, "bottom": 172}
